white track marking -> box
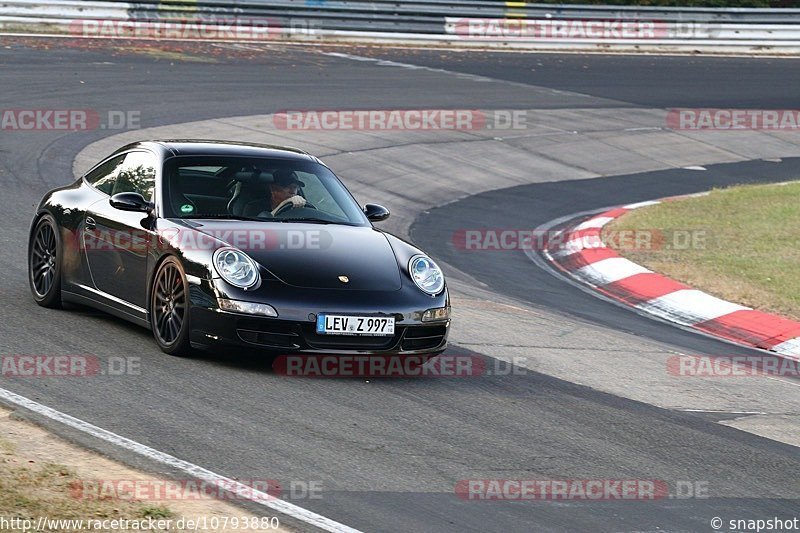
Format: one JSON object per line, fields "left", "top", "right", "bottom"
{"left": 769, "top": 338, "right": 800, "bottom": 359}
{"left": 636, "top": 289, "right": 750, "bottom": 326}
{"left": 318, "top": 51, "right": 594, "bottom": 96}
{"left": 574, "top": 257, "right": 651, "bottom": 286}
{"left": 622, "top": 200, "right": 660, "bottom": 209}
{"left": 678, "top": 409, "right": 769, "bottom": 415}
{"left": 573, "top": 216, "right": 614, "bottom": 230}
{"left": 549, "top": 233, "right": 605, "bottom": 257}
{"left": 0, "top": 387, "right": 362, "bottom": 533}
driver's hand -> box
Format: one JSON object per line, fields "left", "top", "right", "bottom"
{"left": 271, "top": 195, "right": 306, "bottom": 216}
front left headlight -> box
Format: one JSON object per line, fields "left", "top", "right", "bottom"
{"left": 213, "top": 247, "right": 260, "bottom": 289}
{"left": 409, "top": 255, "right": 445, "bottom": 296}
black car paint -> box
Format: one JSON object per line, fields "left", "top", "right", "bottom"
{"left": 30, "top": 141, "right": 450, "bottom": 355}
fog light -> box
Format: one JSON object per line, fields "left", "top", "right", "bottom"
{"left": 422, "top": 307, "right": 450, "bottom": 322}
{"left": 218, "top": 299, "right": 278, "bottom": 317}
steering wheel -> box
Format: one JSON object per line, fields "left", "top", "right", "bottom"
{"left": 273, "top": 200, "right": 316, "bottom": 216}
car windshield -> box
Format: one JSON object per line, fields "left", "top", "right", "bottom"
{"left": 163, "top": 156, "right": 369, "bottom": 226}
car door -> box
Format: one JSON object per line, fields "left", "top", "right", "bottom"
{"left": 83, "top": 150, "right": 157, "bottom": 310}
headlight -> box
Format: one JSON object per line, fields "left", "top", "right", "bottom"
{"left": 409, "top": 255, "right": 445, "bottom": 295}
{"left": 218, "top": 299, "right": 277, "bottom": 317}
{"left": 422, "top": 306, "right": 450, "bottom": 322}
{"left": 213, "top": 247, "right": 260, "bottom": 289}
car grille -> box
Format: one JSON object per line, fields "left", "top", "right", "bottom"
{"left": 302, "top": 324, "right": 399, "bottom": 350}
{"left": 401, "top": 325, "right": 448, "bottom": 351}
{"left": 234, "top": 319, "right": 447, "bottom": 352}
{"left": 236, "top": 319, "right": 301, "bottom": 349}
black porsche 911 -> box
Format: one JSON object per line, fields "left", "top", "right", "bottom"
{"left": 28, "top": 140, "right": 450, "bottom": 356}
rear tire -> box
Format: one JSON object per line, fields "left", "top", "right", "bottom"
{"left": 28, "top": 215, "right": 63, "bottom": 309}
{"left": 150, "top": 257, "right": 193, "bottom": 356}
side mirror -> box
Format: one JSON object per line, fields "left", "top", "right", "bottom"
{"left": 110, "top": 192, "right": 154, "bottom": 213}
{"left": 364, "top": 204, "right": 390, "bottom": 222}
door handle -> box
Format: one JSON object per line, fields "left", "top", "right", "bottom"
{"left": 85, "top": 216, "right": 96, "bottom": 230}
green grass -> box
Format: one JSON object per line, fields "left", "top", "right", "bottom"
{"left": 603, "top": 181, "right": 800, "bottom": 320}
{"left": 0, "top": 456, "right": 178, "bottom": 531}
{"left": 141, "top": 505, "right": 175, "bottom": 519}
{"left": 0, "top": 438, "right": 14, "bottom": 455}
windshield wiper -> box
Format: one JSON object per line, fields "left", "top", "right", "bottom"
{"left": 189, "top": 214, "right": 265, "bottom": 222}
{"left": 277, "top": 217, "right": 338, "bottom": 225}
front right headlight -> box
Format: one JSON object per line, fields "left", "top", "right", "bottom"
{"left": 409, "top": 255, "right": 445, "bottom": 296}
{"left": 213, "top": 247, "right": 260, "bottom": 289}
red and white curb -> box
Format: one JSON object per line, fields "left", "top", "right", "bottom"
{"left": 543, "top": 197, "right": 800, "bottom": 362}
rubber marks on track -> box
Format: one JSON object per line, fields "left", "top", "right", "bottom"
{"left": 544, "top": 199, "right": 800, "bottom": 360}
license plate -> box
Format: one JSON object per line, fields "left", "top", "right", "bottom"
{"left": 316, "top": 314, "right": 395, "bottom": 336}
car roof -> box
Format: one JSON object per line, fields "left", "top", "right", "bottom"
{"left": 115, "top": 140, "right": 316, "bottom": 161}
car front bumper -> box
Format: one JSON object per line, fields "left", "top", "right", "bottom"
{"left": 187, "top": 278, "right": 450, "bottom": 355}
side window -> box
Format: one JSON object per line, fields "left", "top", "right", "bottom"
{"left": 85, "top": 155, "right": 125, "bottom": 195}
{"left": 113, "top": 152, "right": 157, "bottom": 200}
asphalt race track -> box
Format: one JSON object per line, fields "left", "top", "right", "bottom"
{"left": 1, "top": 39, "right": 799, "bottom": 532}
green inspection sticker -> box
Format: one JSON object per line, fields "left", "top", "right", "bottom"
{"left": 180, "top": 204, "right": 194, "bottom": 214}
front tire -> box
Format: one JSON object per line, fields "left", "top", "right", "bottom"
{"left": 150, "top": 257, "right": 192, "bottom": 356}
{"left": 29, "top": 214, "right": 63, "bottom": 309}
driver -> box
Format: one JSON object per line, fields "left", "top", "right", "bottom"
{"left": 262, "top": 169, "right": 306, "bottom": 216}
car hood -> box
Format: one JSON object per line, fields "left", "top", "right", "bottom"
{"left": 181, "top": 220, "right": 403, "bottom": 290}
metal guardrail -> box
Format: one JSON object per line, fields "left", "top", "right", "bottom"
{"left": 1, "top": 0, "right": 800, "bottom": 52}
